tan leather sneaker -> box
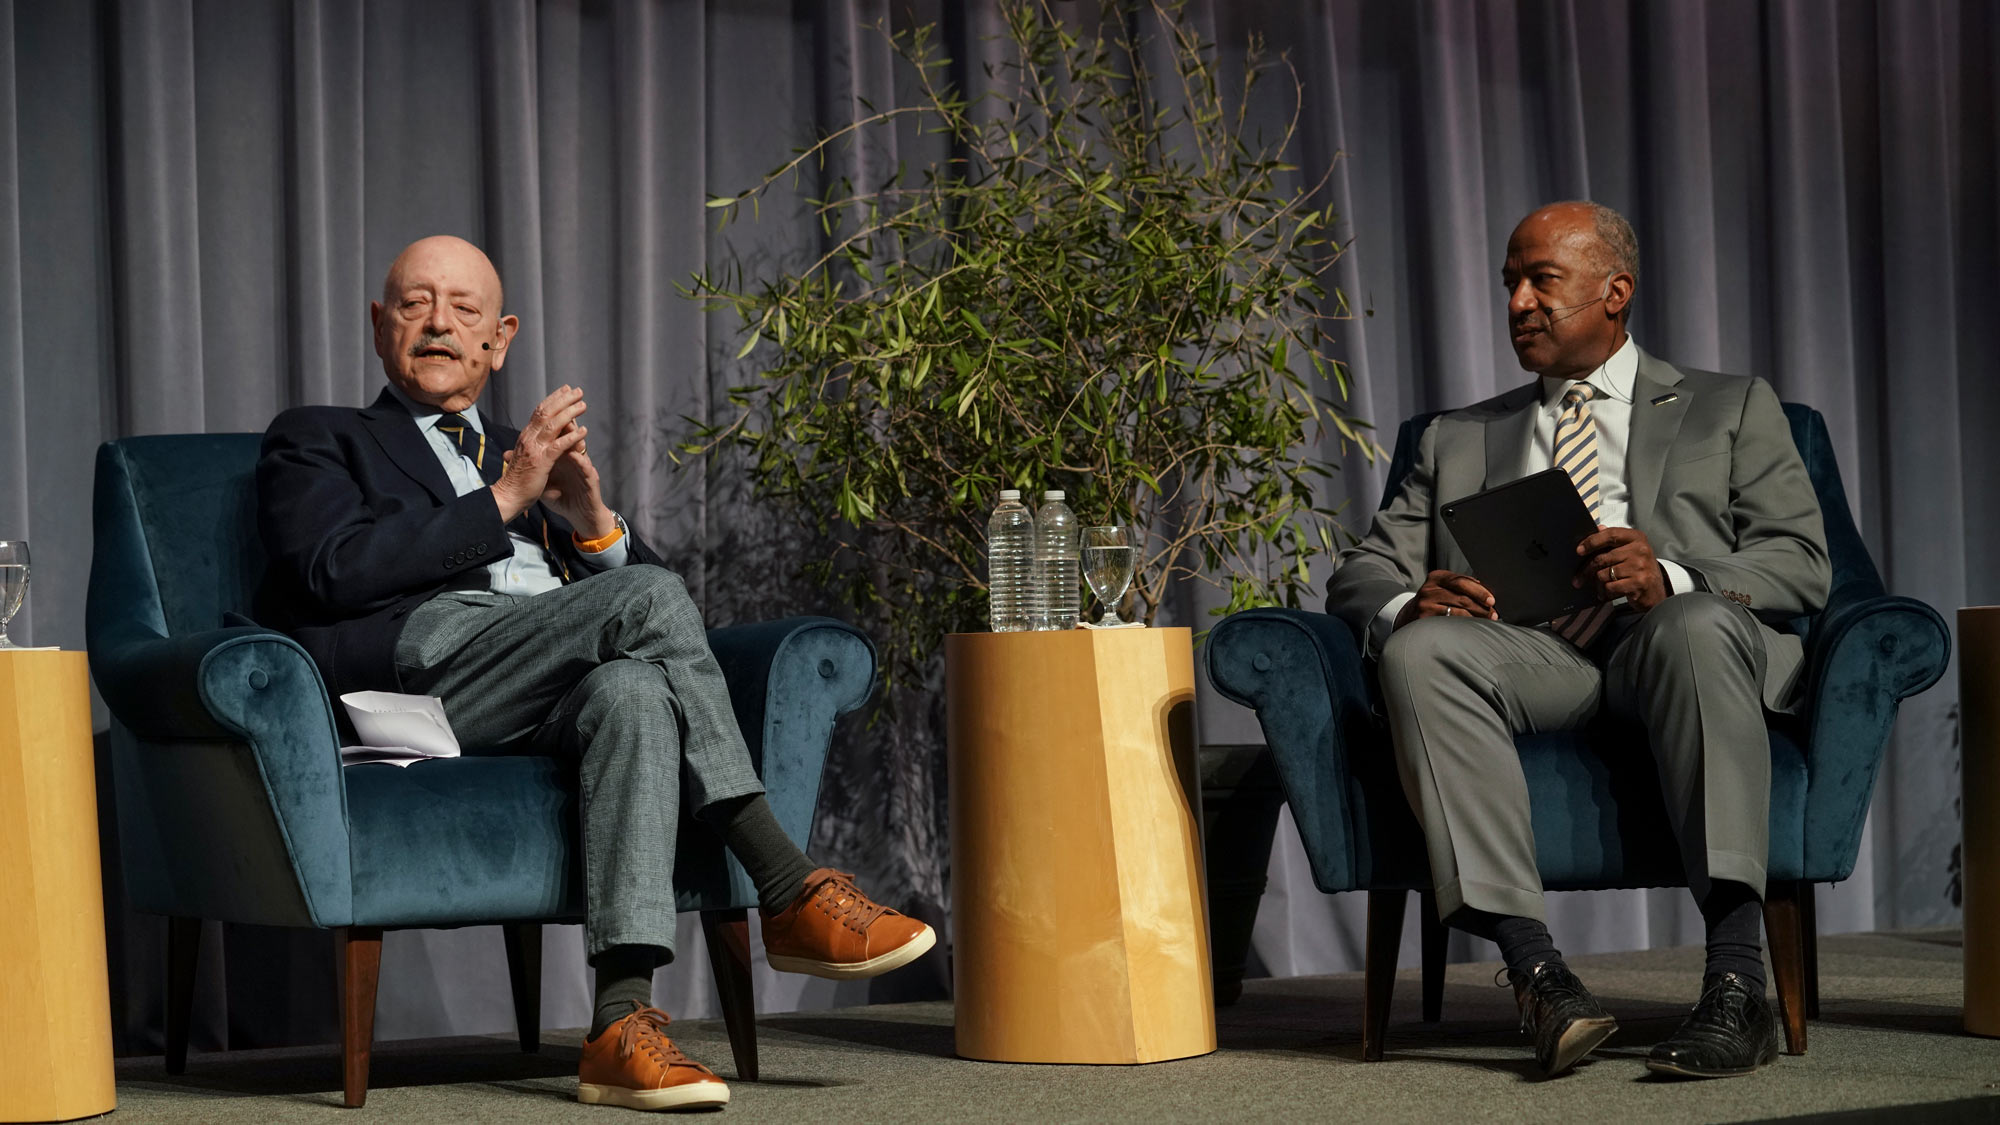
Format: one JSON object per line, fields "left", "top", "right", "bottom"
{"left": 577, "top": 1006, "right": 730, "bottom": 1112}
{"left": 761, "top": 867, "right": 937, "bottom": 979}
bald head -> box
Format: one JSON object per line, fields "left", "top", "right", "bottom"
{"left": 380, "top": 235, "right": 506, "bottom": 311}
{"left": 1515, "top": 201, "right": 1640, "bottom": 288}
{"left": 371, "top": 235, "right": 518, "bottom": 412}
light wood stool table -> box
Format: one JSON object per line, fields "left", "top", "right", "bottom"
{"left": 946, "top": 627, "right": 1214, "bottom": 1064}
{"left": 1962, "top": 608, "right": 2000, "bottom": 1036}
{"left": 0, "top": 651, "right": 116, "bottom": 1121}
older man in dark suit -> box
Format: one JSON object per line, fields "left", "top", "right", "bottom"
{"left": 257, "top": 235, "right": 932, "bottom": 1112}
{"left": 1326, "top": 203, "right": 1829, "bottom": 1080}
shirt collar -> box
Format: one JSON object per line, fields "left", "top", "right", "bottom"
{"left": 1539, "top": 334, "right": 1638, "bottom": 411}
{"left": 384, "top": 382, "right": 484, "bottom": 436}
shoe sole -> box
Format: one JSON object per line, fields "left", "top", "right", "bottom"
{"left": 577, "top": 1080, "right": 730, "bottom": 1111}
{"left": 1644, "top": 1047, "right": 1779, "bottom": 1080}
{"left": 1548, "top": 1017, "right": 1618, "bottom": 1076}
{"left": 767, "top": 924, "right": 938, "bottom": 980}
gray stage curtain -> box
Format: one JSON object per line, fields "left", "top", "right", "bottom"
{"left": 1, "top": 0, "right": 1990, "bottom": 1053}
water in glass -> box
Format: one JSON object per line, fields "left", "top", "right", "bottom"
{"left": 0, "top": 540, "right": 28, "bottom": 650}
{"left": 1079, "top": 526, "right": 1134, "bottom": 626}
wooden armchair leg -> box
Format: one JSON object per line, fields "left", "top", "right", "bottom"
{"left": 1418, "top": 891, "right": 1446, "bottom": 1023}
{"left": 338, "top": 927, "right": 384, "bottom": 1108}
{"left": 165, "top": 916, "right": 201, "bottom": 1075}
{"left": 700, "top": 908, "right": 758, "bottom": 1082}
{"left": 1800, "top": 883, "right": 1821, "bottom": 1019}
{"left": 1761, "top": 882, "right": 1808, "bottom": 1056}
{"left": 1363, "top": 890, "right": 1406, "bottom": 1062}
{"left": 502, "top": 923, "right": 543, "bottom": 1053}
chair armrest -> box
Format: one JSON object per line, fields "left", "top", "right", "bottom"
{"left": 1206, "top": 608, "right": 1373, "bottom": 893}
{"left": 1799, "top": 593, "right": 1951, "bottom": 879}
{"left": 90, "top": 627, "right": 355, "bottom": 927}
{"left": 707, "top": 617, "right": 878, "bottom": 848}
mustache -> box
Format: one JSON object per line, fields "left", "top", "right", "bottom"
{"left": 408, "top": 333, "right": 463, "bottom": 358}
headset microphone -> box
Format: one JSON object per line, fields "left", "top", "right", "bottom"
{"left": 482, "top": 342, "right": 491, "bottom": 351}
{"left": 1545, "top": 277, "right": 1615, "bottom": 322}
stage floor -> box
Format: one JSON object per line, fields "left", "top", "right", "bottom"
{"left": 111, "top": 928, "right": 1997, "bottom": 1123}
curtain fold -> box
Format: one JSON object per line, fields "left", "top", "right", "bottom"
{"left": 2, "top": 0, "right": 1989, "bottom": 1051}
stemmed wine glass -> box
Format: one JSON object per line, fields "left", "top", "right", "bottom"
{"left": 1080, "top": 526, "right": 1135, "bottom": 626}
{"left": 0, "top": 541, "right": 28, "bottom": 650}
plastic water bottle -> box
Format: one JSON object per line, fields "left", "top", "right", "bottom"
{"left": 986, "top": 489, "right": 1035, "bottom": 632}
{"left": 1033, "top": 491, "right": 1079, "bottom": 630}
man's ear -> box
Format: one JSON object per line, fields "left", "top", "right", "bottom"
{"left": 1603, "top": 271, "right": 1636, "bottom": 319}
{"left": 369, "top": 300, "right": 390, "bottom": 360}
{"left": 487, "top": 314, "right": 520, "bottom": 370}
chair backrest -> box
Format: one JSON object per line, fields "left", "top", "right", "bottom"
{"left": 88, "top": 434, "right": 267, "bottom": 649}
{"left": 1380, "top": 401, "right": 1884, "bottom": 609}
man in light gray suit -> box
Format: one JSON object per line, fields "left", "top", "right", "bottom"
{"left": 1326, "top": 202, "right": 1829, "bottom": 1080}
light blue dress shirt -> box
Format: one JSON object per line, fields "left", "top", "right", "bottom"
{"left": 386, "top": 384, "right": 628, "bottom": 596}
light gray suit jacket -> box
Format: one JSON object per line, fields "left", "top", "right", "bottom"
{"left": 1327, "top": 347, "right": 1832, "bottom": 707}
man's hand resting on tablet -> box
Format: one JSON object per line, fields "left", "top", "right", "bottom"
{"left": 1396, "top": 570, "right": 1500, "bottom": 629}
{"left": 1575, "top": 527, "right": 1668, "bottom": 612}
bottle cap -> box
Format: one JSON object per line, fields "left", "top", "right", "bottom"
{"left": 999, "top": 489, "right": 1020, "bottom": 500}
{"left": 1044, "top": 490, "right": 1065, "bottom": 500}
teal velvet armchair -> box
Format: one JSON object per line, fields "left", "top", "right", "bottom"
{"left": 87, "top": 434, "right": 877, "bottom": 1107}
{"left": 1206, "top": 403, "right": 1948, "bottom": 1061}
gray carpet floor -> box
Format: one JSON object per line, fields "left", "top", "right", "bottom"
{"left": 110, "top": 928, "right": 2000, "bottom": 1123}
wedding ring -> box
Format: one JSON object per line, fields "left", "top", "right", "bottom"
{"left": 1609, "top": 566, "right": 1618, "bottom": 581}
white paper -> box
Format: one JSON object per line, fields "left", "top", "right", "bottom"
{"left": 338, "top": 690, "right": 462, "bottom": 768}
{"left": 1080, "top": 620, "right": 1146, "bottom": 630}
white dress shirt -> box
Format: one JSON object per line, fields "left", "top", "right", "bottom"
{"left": 387, "top": 384, "right": 628, "bottom": 595}
{"left": 1370, "top": 336, "right": 1694, "bottom": 649}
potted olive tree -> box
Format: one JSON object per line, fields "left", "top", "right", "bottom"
{"left": 684, "top": 0, "right": 1373, "bottom": 693}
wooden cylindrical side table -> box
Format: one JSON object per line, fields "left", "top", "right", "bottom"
{"left": 0, "top": 651, "right": 116, "bottom": 1121}
{"left": 946, "top": 627, "right": 1214, "bottom": 1064}
{"left": 1962, "top": 608, "right": 2000, "bottom": 1037}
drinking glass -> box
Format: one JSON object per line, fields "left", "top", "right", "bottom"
{"left": 1080, "top": 526, "right": 1135, "bottom": 626}
{"left": 0, "top": 541, "right": 27, "bottom": 650}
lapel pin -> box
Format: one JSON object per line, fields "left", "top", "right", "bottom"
{"left": 1651, "top": 392, "right": 1679, "bottom": 406}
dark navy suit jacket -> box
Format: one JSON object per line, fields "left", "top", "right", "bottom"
{"left": 255, "top": 386, "right": 665, "bottom": 698}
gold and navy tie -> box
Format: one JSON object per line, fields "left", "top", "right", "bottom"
{"left": 436, "top": 412, "right": 487, "bottom": 470}
{"left": 1548, "top": 384, "right": 1615, "bottom": 647}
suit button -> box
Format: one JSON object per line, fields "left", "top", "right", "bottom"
{"left": 444, "top": 558, "right": 455, "bottom": 569}
{"left": 476, "top": 543, "right": 488, "bottom": 556}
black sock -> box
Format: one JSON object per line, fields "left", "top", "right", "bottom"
{"left": 589, "top": 944, "right": 662, "bottom": 1039}
{"left": 1700, "top": 881, "right": 1767, "bottom": 990}
{"left": 1452, "top": 908, "right": 1564, "bottom": 977}
{"left": 699, "top": 794, "right": 817, "bottom": 914}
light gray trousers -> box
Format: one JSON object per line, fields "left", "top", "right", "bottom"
{"left": 393, "top": 565, "right": 765, "bottom": 962}
{"left": 1376, "top": 591, "right": 1776, "bottom": 922}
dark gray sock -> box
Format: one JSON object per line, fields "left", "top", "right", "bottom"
{"left": 1700, "top": 881, "right": 1766, "bottom": 989}
{"left": 700, "top": 794, "right": 817, "bottom": 914}
{"left": 1453, "top": 907, "right": 1564, "bottom": 976}
{"left": 589, "top": 944, "right": 661, "bottom": 1040}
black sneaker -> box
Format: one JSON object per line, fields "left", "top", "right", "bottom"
{"left": 1508, "top": 960, "right": 1618, "bottom": 1077}
{"left": 1646, "top": 971, "right": 1780, "bottom": 1078}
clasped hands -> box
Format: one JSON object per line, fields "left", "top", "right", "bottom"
{"left": 1394, "top": 527, "right": 1667, "bottom": 629}
{"left": 490, "top": 384, "right": 618, "bottom": 540}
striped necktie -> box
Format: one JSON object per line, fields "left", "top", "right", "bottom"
{"left": 1548, "top": 384, "right": 1615, "bottom": 647}
{"left": 436, "top": 412, "right": 487, "bottom": 470}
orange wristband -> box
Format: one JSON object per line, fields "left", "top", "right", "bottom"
{"left": 573, "top": 522, "right": 625, "bottom": 553}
